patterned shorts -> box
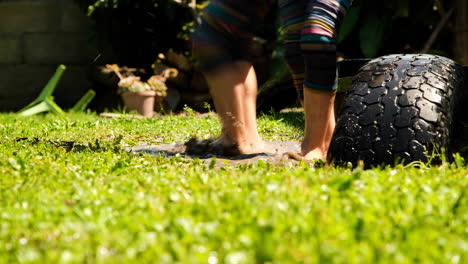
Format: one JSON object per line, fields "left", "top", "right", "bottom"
{"left": 279, "top": 0, "right": 352, "bottom": 97}
{"left": 192, "top": 0, "right": 351, "bottom": 97}
{"left": 191, "top": 0, "right": 276, "bottom": 72}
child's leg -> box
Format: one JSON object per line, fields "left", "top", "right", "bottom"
{"left": 300, "top": 0, "right": 351, "bottom": 161}
{"left": 280, "top": 0, "right": 350, "bottom": 161}
{"left": 191, "top": 1, "right": 268, "bottom": 155}
{"left": 278, "top": 0, "right": 307, "bottom": 103}
{"left": 205, "top": 61, "right": 264, "bottom": 154}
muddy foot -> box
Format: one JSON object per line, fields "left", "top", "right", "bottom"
{"left": 131, "top": 140, "right": 302, "bottom": 164}
{"left": 184, "top": 138, "right": 241, "bottom": 156}
{"left": 285, "top": 152, "right": 326, "bottom": 167}
{"left": 184, "top": 137, "right": 302, "bottom": 158}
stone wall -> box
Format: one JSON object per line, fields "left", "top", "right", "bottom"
{"left": 0, "top": 0, "right": 97, "bottom": 111}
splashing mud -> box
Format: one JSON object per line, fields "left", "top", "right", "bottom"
{"left": 130, "top": 139, "right": 302, "bottom": 166}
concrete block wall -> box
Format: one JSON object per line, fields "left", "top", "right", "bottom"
{"left": 0, "top": 0, "right": 98, "bottom": 111}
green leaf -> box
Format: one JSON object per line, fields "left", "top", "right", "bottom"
{"left": 338, "top": 5, "right": 361, "bottom": 43}
{"left": 396, "top": 0, "right": 409, "bottom": 17}
{"left": 359, "top": 12, "right": 388, "bottom": 58}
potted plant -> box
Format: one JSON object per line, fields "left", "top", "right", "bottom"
{"left": 107, "top": 64, "right": 177, "bottom": 117}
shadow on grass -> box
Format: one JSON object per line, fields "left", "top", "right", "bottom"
{"left": 13, "top": 137, "right": 300, "bottom": 166}
{"left": 14, "top": 137, "right": 124, "bottom": 153}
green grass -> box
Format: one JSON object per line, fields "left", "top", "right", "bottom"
{"left": 0, "top": 112, "right": 467, "bottom": 264}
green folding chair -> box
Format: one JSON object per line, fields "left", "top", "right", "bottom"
{"left": 18, "top": 65, "right": 95, "bottom": 116}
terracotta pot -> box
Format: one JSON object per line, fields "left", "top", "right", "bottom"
{"left": 121, "top": 90, "right": 156, "bottom": 117}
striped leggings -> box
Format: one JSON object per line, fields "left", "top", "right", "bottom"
{"left": 279, "top": 0, "right": 351, "bottom": 99}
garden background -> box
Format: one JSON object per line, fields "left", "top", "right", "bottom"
{"left": 0, "top": 0, "right": 466, "bottom": 113}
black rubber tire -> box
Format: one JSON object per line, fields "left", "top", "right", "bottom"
{"left": 328, "top": 54, "right": 465, "bottom": 167}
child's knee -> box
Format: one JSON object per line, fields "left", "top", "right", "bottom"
{"left": 300, "top": 35, "right": 338, "bottom": 92}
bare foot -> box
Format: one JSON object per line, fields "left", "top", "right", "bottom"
{"left": 300, "top": 140, "right": 328, "bottom": 162}
{"left": 202, "top": 61, "right": 264, "bottom": 156}
{"left": 285, "top": 151, "right": 326, "bottom": 167}
{"left": 212, "top": 134, "right": 265, "bottom": 155}
{"left": 286, "top": 149, "right": 325, "bottom": 162}
{"left": 300, "top": 89, "right": 336, "bottom": 163}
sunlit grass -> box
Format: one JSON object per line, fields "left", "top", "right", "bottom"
{"left": 0, "top": 112, "right": 466, "bottom": 264}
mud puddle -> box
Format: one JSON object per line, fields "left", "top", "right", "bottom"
{"left": 130, "top": 140, "right": 302, "bottom": 166}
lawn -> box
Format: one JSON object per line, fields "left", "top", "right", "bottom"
{"left": 0, "top": 111, "right": 466, "bottom": 264}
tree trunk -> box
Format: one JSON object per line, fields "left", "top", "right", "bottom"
{"left": 454, "top": 0, "right": 468, "bottom": 64}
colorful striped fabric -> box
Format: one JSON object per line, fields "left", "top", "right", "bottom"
{"left": 192, "top": 0, "right": 350, "bottom": 97}
{"left": 192, "top": 0, "right": 276, "bottom": 72}
{"left": 279, "top": 0, "right": 351, "bottom": 98}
